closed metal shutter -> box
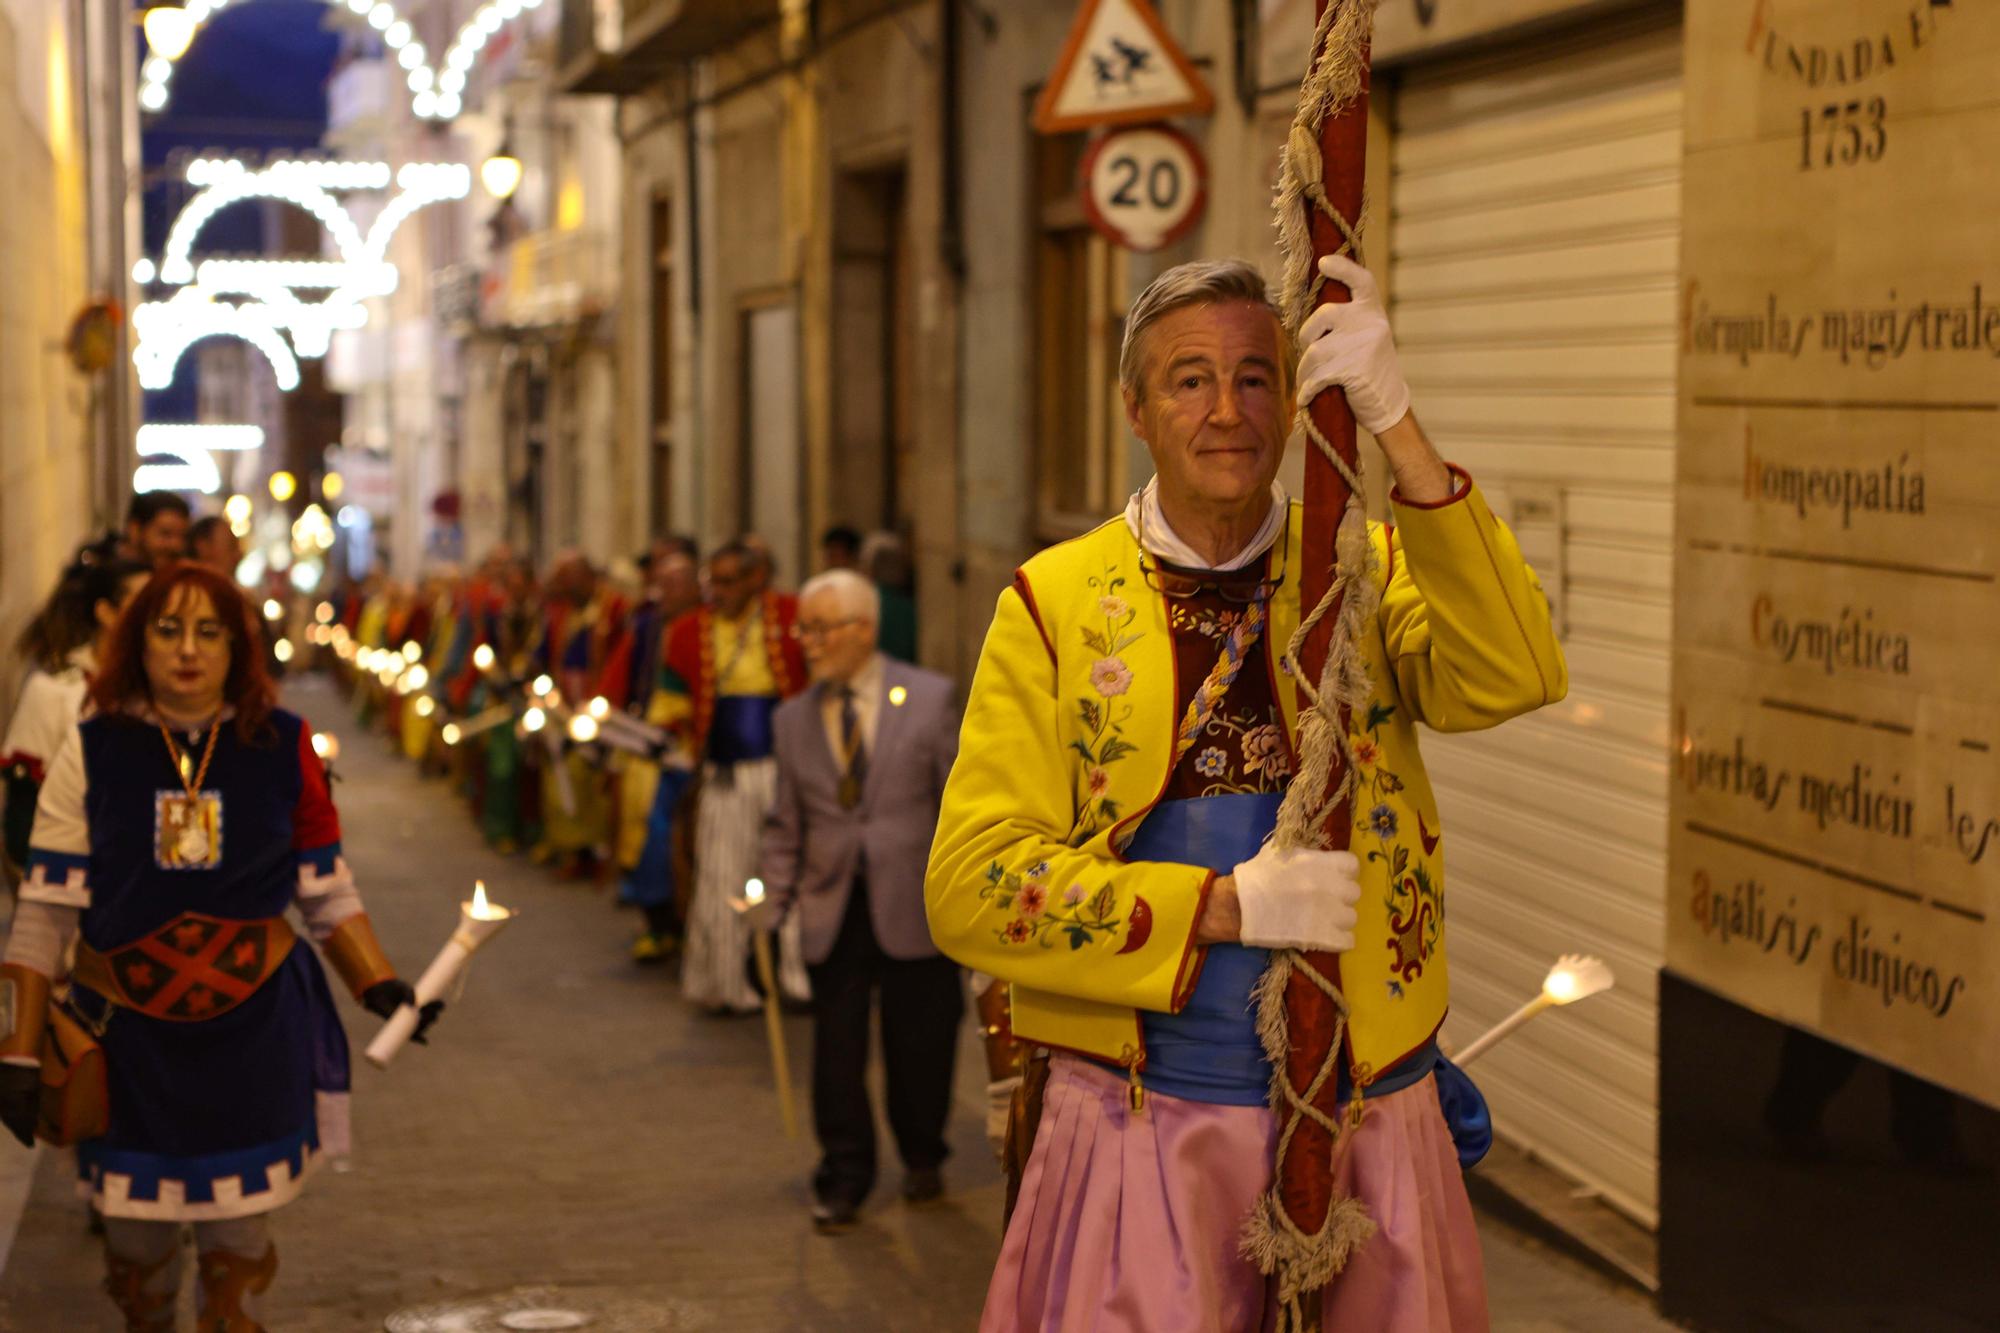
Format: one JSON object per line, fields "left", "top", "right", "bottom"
{"left": 1386, "top": 8, "right": 1682, "bottom": 1226}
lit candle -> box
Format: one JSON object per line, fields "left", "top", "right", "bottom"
{"left": 364, "top": 880, "right": 517, "bottom": 1068}
{"left": 737, "top": 878, "right": 799, "bottom": 1138}
{"left": 1452, "top": 954, "right": 1613, "bottom": 1068}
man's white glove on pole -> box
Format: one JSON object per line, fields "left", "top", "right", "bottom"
{"left": 1293, "top": 254, "right": 1412, "bottom": 437}
{"left": 1231, "top": 842, "right": 1362, "bottom": 953}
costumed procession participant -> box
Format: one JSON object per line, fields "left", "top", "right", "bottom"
{"left": 655, "top": 540, "right": 811, "bottom": 1012}
{"left": 186, "top": 516, "right": 242, "bottom": 577}
{"left": 927, "top": 258, "right": 1567, "bottom": 1330}
{"left": 609, "top": 546, "right": 705, "bottom": 962}
{"left": 3, "top": 546, "right": 154, "bottom": 878}
{"left": 529, "top": 553, "right": 622, "bottom": 879}
{"left": 121, "top": 492, "right": 192, "bottom": 570}
{"left": 749, "top": 569, "right": 963, "bottom": 1229}
{"left": 463, "top": 553, "right": 542, "bottom": 853}
{"left": 0, "top": 564, "right": 442, "bottom": 1332}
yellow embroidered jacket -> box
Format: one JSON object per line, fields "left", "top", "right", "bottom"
{"left": 925, "top": 471, "right": 1567, "bottom": 1078}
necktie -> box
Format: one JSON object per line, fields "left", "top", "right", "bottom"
{"left": 838, "top": 685, "right": 867, "bottom": 809}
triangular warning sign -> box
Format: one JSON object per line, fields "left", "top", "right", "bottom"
{"left": 1032, "top": 0, "right": 1215, "bottom": 135}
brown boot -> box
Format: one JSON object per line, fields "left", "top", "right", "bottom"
{"left": 104, "top": 1246, "right": 178, "bottom": 1333}
{"left": 193, "top": 1244, "right": 276, "bottom": 1333}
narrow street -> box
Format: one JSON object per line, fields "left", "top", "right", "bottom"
{"left": 0, "top": 679, "right": 1676, "bottom": 1331}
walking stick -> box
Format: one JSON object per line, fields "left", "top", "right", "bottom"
{"left": 741, "top": 879, "right": 800, "bottom": 1139}
{"left": 1244, "top": 4, "right": 1378, "bottom": 1328}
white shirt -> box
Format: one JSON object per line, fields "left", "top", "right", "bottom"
{"left": 817, "top": 652, "right": 885, "bottom": 768}
{"left": 1122, "top": 478, "right": 1289, "bottom": 571}
{"left": 1, "top": 647, "right": 95, "bottom": 776}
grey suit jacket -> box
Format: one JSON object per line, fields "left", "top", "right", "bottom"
{"left": 757, "top": 658, "right": 958, "bottom": 965}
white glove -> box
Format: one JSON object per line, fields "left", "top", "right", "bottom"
{"left": 985, "top": 1076, "right": 1021, "bottom": 1162}
{"left": 1294, "top": 254, "right": 1412, "bottom": 436}
{"left": 1231, "top": 841, "right": 1362, "bottom": 953}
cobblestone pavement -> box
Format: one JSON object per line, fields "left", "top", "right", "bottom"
{"left": 0, "top": 679, "right": 1681, "bottom": 1331}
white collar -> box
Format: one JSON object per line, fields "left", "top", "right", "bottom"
{"left": 822, "top": 652, "right": 885, "bottom": 701}
{"left": 1123, "top": 479, "right": 1288, "bottom": 572}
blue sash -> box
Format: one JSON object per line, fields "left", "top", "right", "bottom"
{"left": 1124, "top": 794, "right": 1282, "bottom": 1106}
{"left": 708, "top": 696, "right": 778, "bottom": 764}
{"left": 1118, "top": 794, "right": 1493, "bottom": 1166}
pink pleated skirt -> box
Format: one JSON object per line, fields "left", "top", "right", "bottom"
{"left": 980, "top": 1054, "right": 1488, "bottom": 1333}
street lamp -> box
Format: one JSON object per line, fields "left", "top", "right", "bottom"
{"left": 480, "top": 142, "right": 523, "bottom": 201}
{"left": 143, "top": 5, "right": 196, "bottom": 62}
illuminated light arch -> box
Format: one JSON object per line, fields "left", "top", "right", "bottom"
{"left": 160, "top": 172, "right": 366, "bottom": 286}
{"left": 133, "top": 424, "right": 268, "bottom": 495}
{"left": 141, "top": 0, "right": 547, "bottom": 124}
{"left": 132, "top": 293, "right": 302, "bottom": 392}
{"left": 131, "top": 158, "right": 469, "bottom": 395}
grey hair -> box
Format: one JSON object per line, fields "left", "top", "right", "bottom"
{"left": 1117, "top": 259, "right": 1291, "bottom": 398}
{"left": 798, "top": 568, "right": 880, "bottom": 624}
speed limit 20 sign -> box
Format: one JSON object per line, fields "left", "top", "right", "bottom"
{"left": 1080, "top": 123, "right": 1208, "bottom": 253}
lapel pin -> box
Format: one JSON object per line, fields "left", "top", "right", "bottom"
{"left": 888, "top": 685, "right": 908, "bottom": 707}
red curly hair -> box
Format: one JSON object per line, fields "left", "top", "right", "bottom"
{"left": 90, "top": 562, "right": 277, "bottom": 740}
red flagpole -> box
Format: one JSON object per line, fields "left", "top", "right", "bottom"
{"left": 1281, "top": 1, "right": 1372, "bottom": 1304}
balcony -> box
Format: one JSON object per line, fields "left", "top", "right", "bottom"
{"left": 556, "top": 0, "right": 781, "bottom": 95}
{"left": 484, "top": 228, "right": 616, "bottom": 329}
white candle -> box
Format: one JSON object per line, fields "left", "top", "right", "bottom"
{"left": 364, "top": 881, "right": 516, "bottom": 1068}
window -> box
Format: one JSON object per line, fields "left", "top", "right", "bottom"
{"left": 1033, "top": 129, "right": 1130, "bottom": 541}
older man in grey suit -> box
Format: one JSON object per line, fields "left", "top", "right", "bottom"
{"left": 754, "top": 568, "right": 963, "bottom": 1230}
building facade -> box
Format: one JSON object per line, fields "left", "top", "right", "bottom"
{"left": 556, "top": 0, "right": 1678, "bottom": 1241}
{"left": 0, "top": 0, "right": 135, "bottom": 703}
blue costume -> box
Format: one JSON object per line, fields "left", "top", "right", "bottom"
{"left": 17, "top": 708, "right": 386, "bottom": 1221}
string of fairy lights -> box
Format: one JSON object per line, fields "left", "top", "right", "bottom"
{"left": 138, "top": 0, "right": 548, "bottom": 122}
{"left": 129, "top": 1, "right": 526, "bottom": 589}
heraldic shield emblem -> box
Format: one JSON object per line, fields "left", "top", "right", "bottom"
{"left": 101, "top": 914, "right": 293, "bottom": 1021}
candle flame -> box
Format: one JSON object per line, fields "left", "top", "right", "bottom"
{"left": 1541, "top": 954, "right": 1613, "bottom": 1006}
{"left": 744, "top": 877, "right": 766, "bottom": 905}
{"left": 468, "top": 880, "right": 511, "bottom": 921}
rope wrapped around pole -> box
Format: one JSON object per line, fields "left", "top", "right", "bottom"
{"left": 1240, "top": 3, "right": 1379, "bottom": 1328}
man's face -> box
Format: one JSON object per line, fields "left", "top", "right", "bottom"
{"left": 132, "top": 511, "right": 190, "bottom": 568}
{"left": 1123, "top": 300, "right": 1291, "bottom": 514}
{"left": 652, "top": 556, "right": 700, "bottom": 618}
{"left": 708, "top": 554, "right": 763, "bottom": 619}
{"left": 193, "top": 527, "right": 240, "bottom": 574}
{"left": 143, "top": 583, "right": 233, "bottom": 717}
{"left": 552, "top": 557, "right": 594, "bottom": 603}
{"left": 798, "top": 589, "right": 876, "bottom": 685}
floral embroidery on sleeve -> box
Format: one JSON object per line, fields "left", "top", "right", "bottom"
{"left": 1068, "top": 564, "right": 1143, "bottom": 844}
{"left": 1352, "top": 702, "right": 1443, "bottom": 994}
{"left": 981, "top": 860, "right": 1126, "bottom": 950}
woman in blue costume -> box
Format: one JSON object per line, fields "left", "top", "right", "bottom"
{"left": 0, "top": 564, "right": 441, "bottom": 1332}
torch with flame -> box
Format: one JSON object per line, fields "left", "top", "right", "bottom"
{"left": 738, "top": 878, "right": 799, "bottom": 1139}
{"left": 1452, "top": 954, "right": 1615, "bottom": 1068}
{"left": 364, "top": 880, "right": 517, "bottom": 1069}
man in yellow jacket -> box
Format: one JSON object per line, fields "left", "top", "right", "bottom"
{"left": 927, "top": 256, "right": 1566, "bottom": 1332}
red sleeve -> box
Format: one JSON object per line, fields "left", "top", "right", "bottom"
{"left": 293, "top": 723, "right": 343, "bottom": 852}
{"left": 596, "top": 628, "right": 635, "bottom": 707}
{"left": 1388, "top": 462, "right": 1474, "bottom": 511}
